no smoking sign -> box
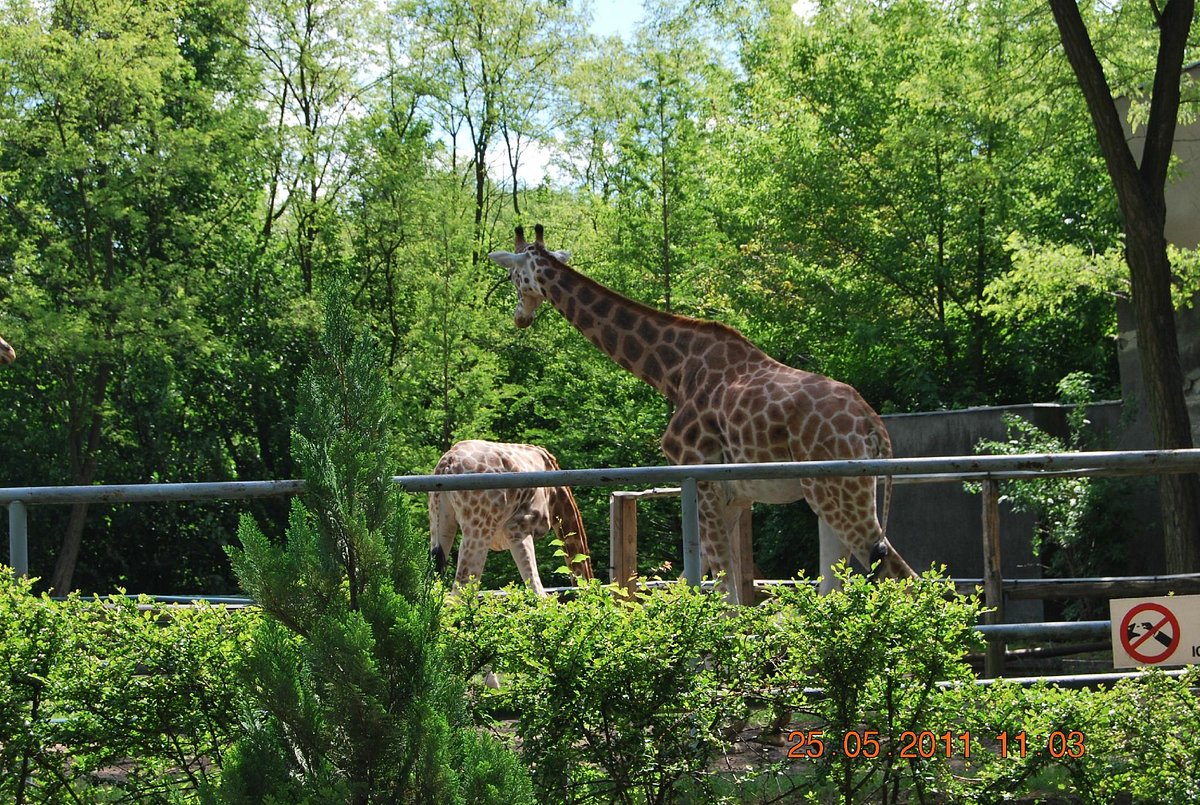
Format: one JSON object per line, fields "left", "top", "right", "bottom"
{"left": 1110, "top": 595, "right": 1200, "bottom": 669}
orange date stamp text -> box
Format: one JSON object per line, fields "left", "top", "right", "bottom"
{"left": 786, "top": 729, "right": 1086, "bottom": 760}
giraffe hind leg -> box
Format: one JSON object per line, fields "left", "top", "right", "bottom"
{"left": 817, "top": 518, "right": 850, "bottom": 594}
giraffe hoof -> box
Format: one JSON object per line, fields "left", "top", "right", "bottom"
{"left": 868, "top": 541, "right": 890, "bottom": 580}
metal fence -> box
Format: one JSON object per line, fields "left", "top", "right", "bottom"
{"left": 6, "top": 449, "right": 1200, "bottom": 680}
{"left": 6, "top": 450, "right": 1200, "bottom": 595}
{"left": 6, "top": 448, "right": 1200, "bottom": 581}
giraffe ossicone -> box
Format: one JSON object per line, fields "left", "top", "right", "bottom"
{"left": 0, "top": 334, "right": 14, "bottom": 365}
{"left": 489, "top": 225, "right": 916, "bottom": 604}
{"left": 429, "top": 439, "right": 593, "bottom": 596}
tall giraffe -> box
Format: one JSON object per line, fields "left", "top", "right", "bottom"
{"left": 489, "top": 226, "right": 916, "bottom": 603}
{"left": 0, "top": 334, "right": 14, "bottom": 365}
{"left": 429, "top": 439, "right": 593, "bottom": 594}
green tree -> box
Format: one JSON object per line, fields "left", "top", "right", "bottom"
{"left": 719, "top": 0, "right": 1120, "bottom": 409}
{"left": 611, "top": 0, "right": 732, "bottom": 318}
{"left": 249, "top": 0, "right": 379, "bottom": 293}
{"left": 400, "top": 0, "right": 583, "bottom": 261}
{"left": 0, "top": 0, "right": 263, "bottom": 591}
{"left": 1049, "top": 0, "right": 1200, "bottom": 571}
{"left": 220, "top": 287, "right": 530, "bottom": 803}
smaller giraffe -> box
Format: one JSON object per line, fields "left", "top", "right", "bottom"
{"left": 0, "top": 334, "right": 14, "bottom": 365}
{"left": 429, "top": 440, "right": 593, "bottom": 594}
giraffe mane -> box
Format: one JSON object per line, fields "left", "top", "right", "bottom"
{"left": 530, "top": 244, "right": 758, "bottom": 348}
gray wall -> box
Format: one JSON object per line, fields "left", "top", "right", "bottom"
{"left": 880, "top": 402, "right": 1135, "bottom": 621}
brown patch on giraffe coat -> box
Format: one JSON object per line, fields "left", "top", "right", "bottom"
{"left": 623, "top": 336, "right": 644, "bottom": 363}
{"left": 643, "top": 353, "right": 663, "bottom": 380}
{"left": 600, "top": 326, "right": 619, "bottom": 354}
{"left": 637, "top": 318, "right": 660, "bottom": 343}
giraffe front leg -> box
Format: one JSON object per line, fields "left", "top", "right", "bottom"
{"left": 696, "top": 482, "right": 744, "bottom": 605}
{"left": 508, "top": 533, "right": 547, "bottom": 596}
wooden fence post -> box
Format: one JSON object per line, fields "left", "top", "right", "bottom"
{"left": 609, "top": 493, "right": 639, "bottom": 593}
{"left": 730, "top": 506, "right": 755, "bottom": 604}
{"left": 981, "top": 479, "right": 1006, "bottom": 677}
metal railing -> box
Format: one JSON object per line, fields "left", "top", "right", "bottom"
{"left": 6, "top": 449, "right": 1200, "bottom": 582}
{"left": 6, "top": 451, "right": 1200, "bottom": 681}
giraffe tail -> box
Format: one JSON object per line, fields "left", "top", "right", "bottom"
{"left": 428, "top": 490, "right": 458, "bottom": 575}
{"left": 556, "top": 486, "right": 593, "bottom": 581}
{"left": 538, "top": 447, "right": 594, "bottom": 582}
{"left": 866, "top": 418, "right": 893, "bottom": 538}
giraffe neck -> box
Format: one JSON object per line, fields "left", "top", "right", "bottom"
{"left": 532, "top": 249, "right": 765, "bottom": 403}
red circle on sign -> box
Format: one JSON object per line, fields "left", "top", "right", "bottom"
{"left": 1119, "top": 602, "right": 1181, "bottom": 665}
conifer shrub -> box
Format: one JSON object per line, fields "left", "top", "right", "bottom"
{"left": 214, "top": 286, "right": 530, "bottom": 804}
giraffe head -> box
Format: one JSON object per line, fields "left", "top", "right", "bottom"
{"left": 488, "top": 224, "right": 571, "bottom": 328}
{"left": 0, "top": 334, "right": 14, "bottom": 365}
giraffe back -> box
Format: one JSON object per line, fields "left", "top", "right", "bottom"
{"left": 428, "top": 440, "right": 592, "bottom": 585}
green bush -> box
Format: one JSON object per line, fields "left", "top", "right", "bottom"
{"left": 750, "top": 568, "right": 986, "bottom": 803}
{"left": 447, "top": 579, "right": 751, "bottom": 804}
{"left": 969, "top": 372, "right": 1137, "bottom": 610}
{"left": 0, "top": 571, "right": 253, "bottom": 804}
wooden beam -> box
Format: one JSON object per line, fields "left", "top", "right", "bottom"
{"left": 981, "top": 480, "right": 1005, "bottom": 678}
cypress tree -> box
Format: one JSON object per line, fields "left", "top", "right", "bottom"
{"left": 213, "top": 285, "right": 531, "bottom": 804}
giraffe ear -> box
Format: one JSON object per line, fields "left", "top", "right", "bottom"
{"left": 550, "top": 250, "right": 571, "bottom": 264}
{"left": 488, "top": 250, "right": 518, "bottom": 269}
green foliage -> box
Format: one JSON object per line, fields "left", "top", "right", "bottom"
{"left": 969, "top": 373, "right": 1134, "bottom": 600}
{"left": 0, "top": 0, "right": 1158, "bottom": 594}
{"left": 751, "top": 568, "right": 986, "bottom": 803}
{"left": 219, "top": 286, "right": 531, "bottom": 803}
{"left": 446, "top": 571, "right": 989, "bottom": 804}
{"left": 718, "top": 0, "right": 1120, "bottom": 409}
{"left": 446, "top": 580, "right": 750, "bottom": 804}
{"left": 0, "top": 571, "right": 253, "bottom": 803}
{"left": 944, "top": 668, "right": 1200, "bottom": 804}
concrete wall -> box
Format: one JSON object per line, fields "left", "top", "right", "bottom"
{"left": 880, "top": 401, "right": 1135, "bottom": 621}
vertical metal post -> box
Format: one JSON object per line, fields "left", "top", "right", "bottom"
{"left": 681, "top": 477, "right": 700, "bottom": 587}
{"left": 8, "top": 501, "right": 28, "bottom": 578}
{"left": 981, "top": 479, "right": 1005, "bottom": 678}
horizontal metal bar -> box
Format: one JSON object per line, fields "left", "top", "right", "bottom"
{"left": 964, "top": 668, "right": 1191, "bottom": 689}
{"left": 391, "top": 450, "right": 1200, "bottom": 493}
{"left": 4, "top": 449, "right": 1200, "bottom": 505}
{"left": 974, "top": 620, "right": 1110, "bottom": 640}
{"left": 0, "top": 479, "right": 304, "bottom": 505}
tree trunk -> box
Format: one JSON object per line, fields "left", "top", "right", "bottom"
{"left": 1127, "top": 218, "right": 1200, "bottom": 571}
{"left": 50, "top": 503, "right": 90, "bottom": 594}
{"left": 1049, "top": 0, "right": 1200, "bottom": 571}
{"left": 50, "top": 362, "right": 110, "bottom": 592}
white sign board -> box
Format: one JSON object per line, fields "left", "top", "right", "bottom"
{"left": 1110, "top": 594, "right": 1200, "bottom": 669}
